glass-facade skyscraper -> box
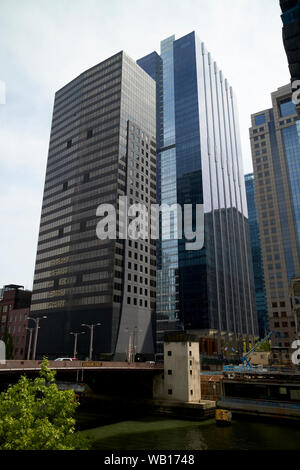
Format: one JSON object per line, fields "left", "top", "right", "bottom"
{"left": 245, "top": 173, "right": 269, "bottom": 338}
{"left": 250, "top": 84, "right": 300, "bottom": 365}
{"left": 138, "top": 32, "right": 258, "bottom": 359}
{"left": 31, "top": 52, "right": 157, "bottom": 360}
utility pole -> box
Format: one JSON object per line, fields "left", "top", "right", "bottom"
{"left": 81, "top": 323, "right": 101, "bottom": 361}
{"left": 28, "top": 316, "right": 47, "bottom": 360}
{"left": 70, "top": 331, "right": 85, "bottom": 358}
{"left": 126, "top": 327, "right": 141, "bottom": 363}
{"left": 26, "top": 327, "right": 34, "bottom": 360}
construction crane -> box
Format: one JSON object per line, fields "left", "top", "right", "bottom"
{"left": 224, "top": 332, "right": 273, "bottom": 373}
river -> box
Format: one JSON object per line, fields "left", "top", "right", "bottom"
{"left": 78, "top": 414, "right": 300, "bottom": 450}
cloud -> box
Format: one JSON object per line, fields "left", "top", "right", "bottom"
{"left": 0, "top": 183, "right": 42, "bottom": 289}
{"left": 0, "top": 0, "right": 292, "bottom": 287}
{"left": 0, "top": 127, "right": 48, "bottom": 177}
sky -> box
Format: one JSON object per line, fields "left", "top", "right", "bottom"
{"left": 0, "top": 0, "right": 291, "bottom": 289}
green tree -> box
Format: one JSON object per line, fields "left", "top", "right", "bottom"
{"left": 0, "top": 358, "right": 88, "bottom": 450}
{"left": 256, "top": 340, "right": 271, "bottom": 352}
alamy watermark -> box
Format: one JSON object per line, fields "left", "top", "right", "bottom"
{"left": 0, "top": 80, "right": 6, "bottom": 105}
{"left": 291, "top": 340, "right": 300, "bottom": 365}
{"left": 96, "top": 197, "right": 204, "bottom": 251}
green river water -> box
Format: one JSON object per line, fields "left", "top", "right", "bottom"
{"left": 78, "top": 415, "right": 300, "bottom": 450}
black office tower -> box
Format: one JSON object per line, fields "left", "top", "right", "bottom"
{"left": 31, "top": 52, "right": 157, "bottom": 360}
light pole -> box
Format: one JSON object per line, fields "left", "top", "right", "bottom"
{"left": 70, "top": 331, "right": 85, "bottom": 358}
{"left": 81, "top": 323, "right": 101, "bottom": 361}
{"left": 125, "top": 327, "right": 141, "bottom": 363}
{"left": 28, "top": 316, "right": 47, "bottom": 360}
{"left": 26, "top": 327, "right": 34, "bottom": 360}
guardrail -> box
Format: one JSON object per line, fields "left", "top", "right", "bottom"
{"left": 223, "top": 365, "right": 300, "bottom": 375}
{"left": 0, "top": 360, "right": 163, "bottom": 371}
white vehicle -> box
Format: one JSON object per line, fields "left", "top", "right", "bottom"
{"left": 54, "top": 357, "right": 74, "bottom": 362}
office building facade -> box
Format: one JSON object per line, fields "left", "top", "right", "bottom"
{"left": 245, "top": 174, "right": 269, "bottom": 338}
{"left": 250, "top": 84, "right": 300, "bottom": 364}
{"left": 31, "top": 52, "right": 157, "bottom": 360}
{"left": 138, "top": 32, "right": 258, "bottom": 359}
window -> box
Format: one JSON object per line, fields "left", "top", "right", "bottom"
{"left": 167, "top": 351, "right": 172, "bottom": 357}
{"left": 168, "top": 389, "right": 172, "bottom": 395}
{"left": 87, "top": 129, "right": 93, "bottom": 139}
{"left": 280, "top": 98, "right": 296, "bottom": 117}
{"left": 62, "top": 181, "right": 68, "bottom": 191}
{"left": 168, "top": 370, "right": 172, "bottom": 375}
{"left": 255, "top": 114, "right": 266, "bottom": 125}
{"left": 66, "top": 139, "right": 72, "bottom": 149}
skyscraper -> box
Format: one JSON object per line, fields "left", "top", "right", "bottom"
{"left": 245, "top": 174, "right": 269, "bottom": 338}
{"left": 31, "top": 52, "right": 157, "bottom": 361}
{"left": 250, "top": 84, "right": 300, "bottom": 365}
{"left": 279, "top": 0, "right": 300, "bottom": 118}
{"left": 138, "top": 32, "right": 258, "bottom": 359}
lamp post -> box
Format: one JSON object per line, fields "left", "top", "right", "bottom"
{"left": 70, "top": 331, "right": 85, "bottom": 358}
{"left": 81, "top": 323, "right": 101, "bottom": 361}
{"left": 26, "top": 327, "right": 34, "bottom": 360}
{"left": 28, "top": 316, "right": 47, "bottom": 360}
{"left": 125, "top": 326, "right": 141, "bottom": 363}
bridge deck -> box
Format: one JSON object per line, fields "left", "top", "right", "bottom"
{"left": 0, "top": 360, "right": 163, "bottom": 372}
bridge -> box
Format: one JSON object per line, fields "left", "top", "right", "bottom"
{"left": 0, "top": 360, "right": 163, "bottom": 399}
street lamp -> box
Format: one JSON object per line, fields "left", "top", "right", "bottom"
{"left": 70, "top": 331, "right": 85, "bottom": 359}
{"left": 26, "top": 327, "right": 34, "bottom": 360}
{"left": 125, "top": 326, "right": 141, "bottom": 363}
{"left": 81, "top": 323, "right": 101, "bottom": 361}
{"left": 28, "top": 316, "right": 47, "bottom": 360}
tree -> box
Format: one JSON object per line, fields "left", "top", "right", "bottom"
{"left": 0, "top": 358, "right": 87, "bottom": 450}
{"left": 256, "top": 340, "right": 271, "bottom": 352}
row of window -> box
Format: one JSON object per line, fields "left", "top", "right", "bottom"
{"left": 128, "top": 261, "right": 156, "bottom": 271}
{"left": 127, "top": 297, "right": 149, "bottom": 307}
{"left": 274, "top": 321, "right": 295, "bottom": 328}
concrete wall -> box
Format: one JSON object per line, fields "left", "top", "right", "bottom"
{"left": 249, "top": 352, "right": 271, "bottom": 366}
{"left": 153, "top": 341, "right": 201, "bottom": 402}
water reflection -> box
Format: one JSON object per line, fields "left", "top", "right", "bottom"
{"left": 80, "top": 416, "right": 300, "bottom": 451}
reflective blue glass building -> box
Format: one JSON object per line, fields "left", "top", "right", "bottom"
{"left": 138, "top": 32, "right": 258, "bottom": 359}
{"left": 245, "top": 173, "right": 269, "bottom": 338}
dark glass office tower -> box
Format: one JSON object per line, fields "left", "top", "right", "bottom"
{"left": 138, "top": 32, "right": 258, "bottom": 359}
{"left": 31, "top": 52, "right": 157, "bottom": 360}
{"left": 279, "top": 0, "right": 300, "bottom": 118}
{"left": 245, "top": 174, "right": 269, "bottom": 338}
{"left": 280, "top": 0, "right": 300, "bottom": 83}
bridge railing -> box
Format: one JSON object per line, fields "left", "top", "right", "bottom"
{"left": 0, "top": 360, "right": 163, "bottom": 371}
